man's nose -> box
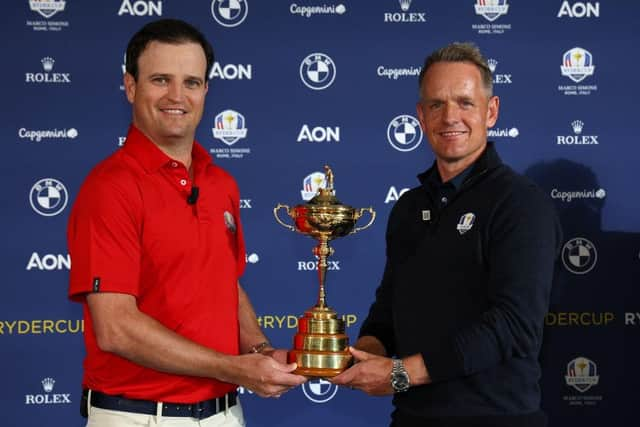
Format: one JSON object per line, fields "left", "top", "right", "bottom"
{"left": 442, "top": 103, "right": 460, "bottom": 124}
{"left": 166, "top": 81, "right": 184, "bottom": 101}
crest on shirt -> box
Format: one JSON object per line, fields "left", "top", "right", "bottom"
{"left": 223, "top": 211, "right": 237, "bottom": 233}
{"left": 456, "top": 213, "right": 475, "bottom": 235}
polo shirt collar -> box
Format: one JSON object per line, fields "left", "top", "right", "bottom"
{"left": 418, "top": 141, "right": 502, "bottom": 188}
{"left": 122, "top": 124, "right": 212, "bottom": 173}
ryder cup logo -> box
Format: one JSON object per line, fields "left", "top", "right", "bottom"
{"left": 213, "top": 110, "right": 248, "bottom": 146}
{"left": 301, "top": 172, "right": 327, "bottom": 201}
{"left": 565, "top": 357, "right": 599, "bottom": 393}
{"left": 387, "top": 115, "right": 422, "bottom": 152}
{"left": 475, "top": 0, "right": 509, "bottom": 22}
{"left": 300, "top": 53, "right": 336, "bottom": 90}
{"left": 211, "top": 0, "right": 248, "bottom": 27}
{"left": 562, "top": 237, "right": 597, "bottom": 274}
{"left": 456, "top": 213, "right": 476, "bottom": 235}
{"left": 561, "top": 47, "right": 595, "bottom": 83}
{"left": 302, "top": 378, "right": 339, "bottom": 403}
{"left": 29, "top": 178, "right": 69, "bottom": 217}
{"left": 29, "top": 0, "right": 66, "bottom": 18}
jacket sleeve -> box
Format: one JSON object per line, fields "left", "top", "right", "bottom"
{"left": 358, "top": 259, "right": 396, "bottom": 356}
{"left": 422, "top": 183, "right": 562, "bottom": 382}
{"left": 357, "top": 197, "right": 414, "bottom": 356}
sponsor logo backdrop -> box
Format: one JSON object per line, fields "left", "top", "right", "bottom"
{"left": 2, "top": 1, "right": 639, "bottom": 425}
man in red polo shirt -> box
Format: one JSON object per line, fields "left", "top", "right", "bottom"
{"left": 68, "top": 19, "right": 306, "bottom": 426}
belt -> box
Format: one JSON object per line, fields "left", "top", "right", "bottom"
{"left": 82, "top": 389, "right": 238, "bottom": 420}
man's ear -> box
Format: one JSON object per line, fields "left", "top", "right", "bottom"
{"left": 486, "top": 95, "right": 500, "bottom": 128}
{"left": 123, "top": 73, "right": 136, "bottom": 104}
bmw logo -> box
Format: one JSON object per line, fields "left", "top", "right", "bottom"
{"left": 387, "top": 114, "right": 423, "bottom": 152}
{"left": 29, "top": 178, "right": 68, "bottom": 217}
{"left": 300, "top": 53, "right": 336, "bottom": 90}
{"left": 561, "top": 237, "right": 597, "bottom": 274}
{"left": 301, "top": 378, "right": 339, "bottom": 403}
{"left": 211, "top": 0, "right": 249, "bottom": 28}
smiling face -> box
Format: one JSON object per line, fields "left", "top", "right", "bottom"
{"left": 124, "top": 41, "right": 208, "bottom": 149}
{"left": 416, "top": 61, "right": 499, "bottom": 179}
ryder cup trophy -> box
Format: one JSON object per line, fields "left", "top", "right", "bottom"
{"left": 273, "top": 165, "right": 375, "bottom": 377}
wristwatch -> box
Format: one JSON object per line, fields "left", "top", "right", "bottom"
{"left": 390, "top": 358, "right": 410, "bottom": 393}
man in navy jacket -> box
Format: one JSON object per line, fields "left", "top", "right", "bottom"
{"left": 332, "top": 42, "right": 561, "bottom": 427}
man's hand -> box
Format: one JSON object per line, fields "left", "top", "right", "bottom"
{"left": 330, "top": 347, "right": 394, "bottom": 396}
{"left": 229, "top": 353, "right": 306, "bottom": 398}
{"left": 262, "top": 348, "right": 289, "bottom": 365}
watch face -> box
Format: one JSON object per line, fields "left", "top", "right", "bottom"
{"left": 392, "top": 373, "right": 410, "bottom": 391}
{"left": 396, "top": 376, "right": 408, "bottom": 387}
{"left": 391, "top": 360, "right": 410, "bottom": 392}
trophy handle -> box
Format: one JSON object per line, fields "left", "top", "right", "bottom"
{"left": 274, "top": 204, "right": 296, "bottom": 232}
{"left": 350, "top": 207, "right": 376, "bottom": 235}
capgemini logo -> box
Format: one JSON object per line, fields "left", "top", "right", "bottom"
{"left": 246, "top": 253, "right": 260, "bottom": 264}
{"left": 571, "top": 120, "right": 584, "bottom": 134}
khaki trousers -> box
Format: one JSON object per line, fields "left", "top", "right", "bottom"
{"left": 85, "top": 396, "right": 245, "bottom": 427}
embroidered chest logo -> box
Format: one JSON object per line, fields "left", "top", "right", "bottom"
{"left": 456, "top": 213, "right": 476, "bottom": 235}
{"left": 224, "top": 211, "right": 237, "bottom": 233}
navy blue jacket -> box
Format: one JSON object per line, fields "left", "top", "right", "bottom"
{"left": 360, "top": 143, "right": 562, "bottom": 421}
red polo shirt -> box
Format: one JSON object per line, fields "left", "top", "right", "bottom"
{"left": 68, "top": 125, "right": 245, "bottom": 402}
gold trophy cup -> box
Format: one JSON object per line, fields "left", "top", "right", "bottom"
{"left": 273, "top": 165, "right": 375, "bottom": 377}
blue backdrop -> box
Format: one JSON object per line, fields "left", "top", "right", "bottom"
{"left": 2, "top": 1, "right": 639, "bottom": 426}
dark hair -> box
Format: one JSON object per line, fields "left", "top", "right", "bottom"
{"left": 418, "top": 42, "right": 493, "bottom": 97}
{"left": 125, "top": 19, "right": 214, "bottom": 80}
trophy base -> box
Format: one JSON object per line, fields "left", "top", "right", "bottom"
{"left": 288, "top": 305, "right": 352, "bottom": 378}
{"left": 288, "top": 349, "right": 352, "bottom": 378}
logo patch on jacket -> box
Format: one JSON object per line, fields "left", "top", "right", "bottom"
{"left": 456, "top": 213, "right": 475, "bottom": 235}
{"left": 224, "top": 211, "right": 237, "bottom": 233}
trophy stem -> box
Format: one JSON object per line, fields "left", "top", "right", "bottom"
{"left": 313, "top": 237, "right": 334, "bottom": 309}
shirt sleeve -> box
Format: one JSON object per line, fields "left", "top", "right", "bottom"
{"left": 422, "top": 183, "right": 562, "bottom": 382}
{"left": 67, "top": 172, "right": 142, "bottom": 302}
{"left": 230, "top": 180, "right": 246, "bottom": 280}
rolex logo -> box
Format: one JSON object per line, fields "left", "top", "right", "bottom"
{"left": 487, "top": 58, "right": 498, "bottom": 73}
{"left": 571, "top": 120, "right": 584, "bottom": 134}
{"left": 25, "top": 377, "right": 71, "bottom": 405}
{"left": 399, "top": 0, "right": 412, "bottom": 11}
{"left": 557, "top": 119, "right": 598, "bottom": 145}
{"left": 26, "top": 57, "right": 71, "bottom": 84}
{"left": 41, "top": 377, "right": 55, "bottom": 392}
{"left": 41, "top": 57, "right": 55, "bottom": 72}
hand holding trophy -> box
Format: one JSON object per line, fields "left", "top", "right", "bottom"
{"left": 274, "top": 165, "right": 375, "bottom": 377}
